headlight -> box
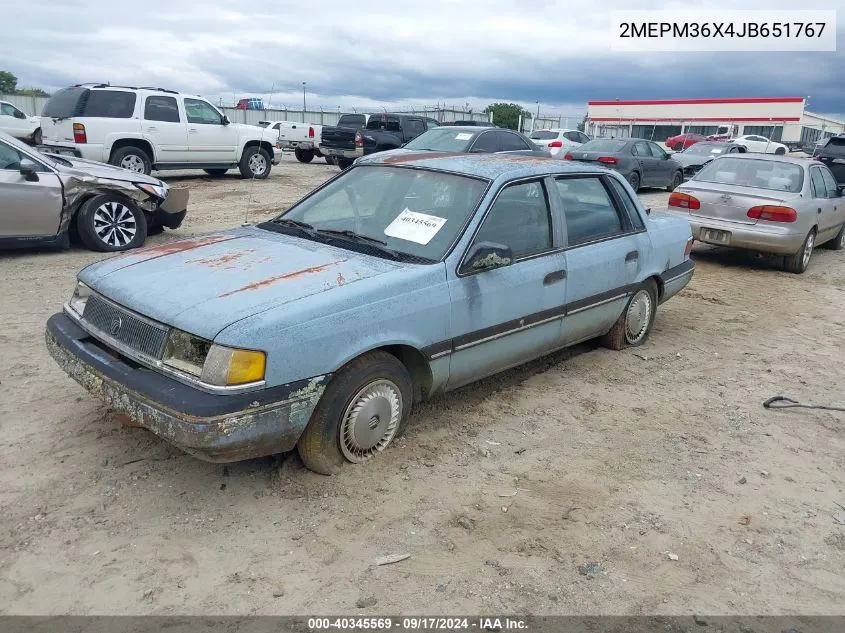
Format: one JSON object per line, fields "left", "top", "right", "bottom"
{"left": 68, "top": 281, "right": 91, "bottom": 316}
{"left": 162, "top": 329, "right": 265, "bottom": 386}
{"left": 135, "top": 182, "right": 168, "bottom": 199}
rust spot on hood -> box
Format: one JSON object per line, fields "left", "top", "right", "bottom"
{"left": 123, "top": 234, "right": 240, "bottom": 258}
{"left": 188, "top": 249, "right": 257, "bottom": 269}
{"left": 219, "top": 259, "right": 349, "bottom": 297}
{"left": 381, "top": 151, "right": 463, "bottom": 164}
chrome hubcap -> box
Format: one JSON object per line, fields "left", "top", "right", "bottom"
{"left": 339, "top": 379, "right": 402, "bottom": 463}
{"left": 802, "top": 233, "right": 815, "bottom": 268}
{"left": 93, "top": 201, "right": 136, "bottom": 247}
{"left": 120, "top": 155, "right": 145, "bottom": 173}
{"left": 625, "top": 289, "right": 652, "bottom": 344}
{"left": 248, "top": 153, "right": 267, "bottom": 175}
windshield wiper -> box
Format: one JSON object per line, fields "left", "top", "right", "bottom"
{"left": 314, "top": 229, "right": 406, "bottom": 260}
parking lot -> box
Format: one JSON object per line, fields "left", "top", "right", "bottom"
{"left": 2, "top": 153, "right": 844, "bottom": 615}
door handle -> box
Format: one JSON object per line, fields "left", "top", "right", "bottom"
{"left": 145, "top": 126, "right": 158, "bottom": 131}
{"left": 625, "top": 250, "right": 639, "bottom": 262}
{"left": 189, "top": 128, "right": 198, "bottom": 134}
{"left": 818, "top": 208, "right": 822, "bottom": 214}
{"left": 543, "top": 270, "right": 566, "bottom": 285}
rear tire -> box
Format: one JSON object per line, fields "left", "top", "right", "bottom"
{"left": 77, "top": 194, "right": 147, "bottom": 252}
{"left": 110, "top": 146, "right": 152, "bottom": 175}
{"left": 297, "top": 351, "right": 412, "bottom": 475}
{"left": 667, "top": 171, "right": 682, "bottom": 192}
{"left": 775, "top": 147, "right": 786, "bottom": 155}
{"left": 783, "top": 229, "right": 816, "bottom": 274}
{"left": 673, "top": 142, "right": 683, "bottom": 151}
{"left": 325, "top": 156, "right": 336, "bottom": 165}
{"left": 32, "top": 128, "right": 42, "bottom": 146}
{"left": 627, "top": 171, "right": 641, "bottom": 192}
{"left": 238, "top": 146, "right": 271, "bottom": 179}
{"left": 824, "top": 223, "right": 845, "bottom": 251}
{"left": 294, "top": 148, "right": 315, "bottom": 163}
{"left": 203, "top": 168, "right": 228, "bottom": 176}
{"left": 336, "top": 158, "right": 353, "bottom": 170}
{"left": 600, "top": 280, "right": 658, "bottom": 350}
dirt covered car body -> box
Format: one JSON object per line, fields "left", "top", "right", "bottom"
{"left": 46, "top": 153, "right": 694, "bottom": 472}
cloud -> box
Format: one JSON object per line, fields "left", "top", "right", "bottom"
{"left": 1, "top": 0, "right": 843, "bottom": 116}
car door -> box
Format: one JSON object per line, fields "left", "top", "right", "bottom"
{"left": 183, "top": 97, "right": 238, "bottom": 163}
{"left": 632, "top": 141, "right": 658, "bottom": 186}
{"left": 648, "top": 141, "right": 675, "bottom": 186}
{"left": 446, "top": 178, "right": 567, "bottom": 389}
{"left": 0, "top": 102, "right": 29, "bottom": 138}
{"left": 555, "top": 174, "right": 647, "bottom": 345}
{"left": 142, "top": 95, "right": 188, "bottom": 164}
{"left": 819, "top": 166, "right": 844, "bottom": 237}
{"left": 0, "top": 139, "right": 64, "bottom": 237}
{"left": 811, "top": 165, "right": 838, "bottom": 238}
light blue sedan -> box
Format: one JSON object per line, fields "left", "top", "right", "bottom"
{"left": 46, "top": 153, "right": 694, "bottom": 474}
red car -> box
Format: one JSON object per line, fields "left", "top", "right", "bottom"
{"left": 665, "top": 133, "right": 705, "bottom": 151}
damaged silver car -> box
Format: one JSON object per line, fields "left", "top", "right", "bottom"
{"left": 0, "top": 131, "right": 188, "bottom": 252}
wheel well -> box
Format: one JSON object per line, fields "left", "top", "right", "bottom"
{"left": 109, "top": 139, "right": 154, "bottom": 163}
{"left": 380, "top": 344, "right": 432, "bottom": 403}
{"left": 649, "top": 274, "right": 664, "bottom": 301}
{"left": 244, "top": 140, "right": 275, "bottom": 156}
{"left": 67, "top": 192, "right": 143, "bottom": 241}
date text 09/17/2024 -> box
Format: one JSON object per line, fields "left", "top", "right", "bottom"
{"left": 307, "top": 617, "right": 529, "bottom": 630}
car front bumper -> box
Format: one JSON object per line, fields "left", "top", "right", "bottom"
{"left": 663, "top": 209, "right": 807, "bottom": 254}
{"left": 45, "top": 313, "right": 329, "bottom": 462}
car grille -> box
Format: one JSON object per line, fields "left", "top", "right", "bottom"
{"left": 81, "top": 294, "right": 169, "bottom": 359}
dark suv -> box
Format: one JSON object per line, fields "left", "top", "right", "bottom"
{"left": 815, "top": 136, "right": 845, "bottom": 184}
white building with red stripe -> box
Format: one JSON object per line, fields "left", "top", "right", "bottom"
{"left": 585, "top": 97, "right": 844, "bottom": 149}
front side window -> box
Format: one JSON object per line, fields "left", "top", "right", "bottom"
{"left": 607, "top": 177, "right": 645, "bottom": 231}
{"left": 0, "top": 141, "right": 24, "bottom": 170}
{"left": 184, "top": 99, "right": 223, "bottom": 125}
{"left": 470, "top": 132, "right": 499, "bottom": 153}
{"left": 406, "top": 118, "right": 425, "bottom": 138}
{"left": 648, "top": 142, "right": 668, "bottom": 158}
{"left": 144, "top": 96, "right": 180, "bottom": 123}
{"left": 471, "top": 181, "right": 552, "bottom": 259}
{"left": 810, "top": 167, "right": 828, "bottom": 198}
{"left": 274, "top": 166, "right": 488, "bottom": 261}
{"left": 820, "top": 166, "right": 840, "bottom": 197}
{"left": 1, "top": 103, "right": 20, "bottom": 117}
{"left": 556, "top": 177, "right": 626, "bottom": 246}
{"left": 498, "top": 132, "right": 531, "bottom": 151}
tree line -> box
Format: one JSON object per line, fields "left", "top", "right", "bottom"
{"left": 0, "top": 71, "right": 50, "bottom": 97}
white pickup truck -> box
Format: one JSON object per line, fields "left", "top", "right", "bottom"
{"left": 258, "top": 120, "right": 326, "bottom": 163}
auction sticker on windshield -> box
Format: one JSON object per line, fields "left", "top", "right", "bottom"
{"left": 384, "top": 209, "right": 447, "bottom": 244}
{"left": 455, "top": 133, "right": 473, "bottom": 140}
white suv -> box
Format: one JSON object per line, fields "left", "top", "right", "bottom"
{"left": 39, "top": 84, "right": 279, "bottom": 178}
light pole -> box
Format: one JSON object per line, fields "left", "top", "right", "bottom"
{"left": 302, "top": 82, "right": 307, "bottom": 112}
{"left": 535, "top": 100, "right": 539, "bottom": 132}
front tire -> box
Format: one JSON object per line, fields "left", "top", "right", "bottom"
{"left": 110, "top": 146, "right": 152, "bottom": 175}
{"left": 627, "top": 171, "right": 641, "bottom": 192}
{"left": 297, "top": 351, "right": 413, "bottom": 475}
{"left": 77, "top": 194, "right": 147, "bottom": 252}
{"left": 673, "top": 142, "right": 683, "bottom": 151}
{"left": 784, "top": 229, "right": 816, "bottom": 274}
{"left": 336, "top": 158, "right": 353, "bottom": 170}
{"left": 667, "top": 171, "right": 682, "bottom": 191}
{"left": 775, "top": 147, "right": 786, "bottom": 155}
{"left": 825, "top": 223, "right": 845, "bottom": 250}
{"left": 600, "top": 280, "right": 658, "bottom": 350}
{"left": 238, "top": 146, "right": 271, "bottom": 179}
{"left": 325, "top": 155, "right": 336, "bottom": 165}
{"left": 32, "top": 128, "right": 42, "bottom": 146}
{"left": 294, "top": 148, "right": 314, "bottom": 163}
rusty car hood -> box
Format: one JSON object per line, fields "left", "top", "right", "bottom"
{"left": 77, "top": 226, "right": 404, "bottom": 340}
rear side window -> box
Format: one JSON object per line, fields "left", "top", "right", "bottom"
{"left": 607, "top": 177, "right": 645, "bottom": 230}
{"left": 42, "top": 87, "right": 88, "bottom": 118}
{"left": 822, "top": 137, "right": 845, "bottom": 157}
{"left": 470, "top": 132, "right": 499, "bottom": 153}
{"left": 144, "top": 96, "right": 180, "bottom": 123}
{"left": 83, "top": 90, "right": 136, "bottom": 118}
{"left": 338, "top": 114, "right": 365, "bottom": 128}
{"left": 499, "top": 132, "right": 531, "bottom": 151}
{"left": 556, "top": 177, "right": 626, "bottom": 246}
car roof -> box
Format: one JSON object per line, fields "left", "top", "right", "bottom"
{"left": 712, "top": 153, "right": 808, "bottom": 166}
{"left": 357, "top": 152, "right": 610, "bottom": 180}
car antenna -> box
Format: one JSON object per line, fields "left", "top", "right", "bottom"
{"left": 242, "top": 98, "right": 273, "bottom": 227}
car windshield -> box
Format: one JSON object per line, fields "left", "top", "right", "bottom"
{"left": 579, "top": 139, "right": 628, "bottom": 153}
{"left": 530, "top": 130, "right": 558, "bottom": 140}
{"left": 403, "top": 128, "right": 476, "bottom": 152}
{"left": 694, "top": 157, "right": 804, "bottom": 192}
{"left": 271, "top": 165, "right": 489, "bottom": 261}
{"left": 684, "top": 144, "right": 725, "bottom": 156}
{"left": 0, "top": 131, "right": 59, "bottom": 167}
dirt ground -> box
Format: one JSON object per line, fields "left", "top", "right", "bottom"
{"left": 1, "top": 154, "right": 844, "bottom": 616}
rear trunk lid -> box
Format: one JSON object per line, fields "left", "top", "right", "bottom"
{"left": 676, "top": 182, "right": 787, "bottom": 225}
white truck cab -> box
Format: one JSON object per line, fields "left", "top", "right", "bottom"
{"left": 39, "top": 84, "right": 279, "bottom": 178}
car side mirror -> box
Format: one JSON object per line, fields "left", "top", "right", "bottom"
{"left": 464, "top": 241, "right": 514, "bottom": 273}
{"left": 663, "top": 153, "right": 671, "bottom": 160}
{"left": 645, "top": 207, "right": 652, "bottom": 215}
{"left": 221, "top": 115, "right": 230, "bottom": 125}
{"left": 19, "top": 159, "right": 39, "bottom": 181}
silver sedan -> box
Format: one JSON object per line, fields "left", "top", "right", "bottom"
{"left": 665, "top": 154, "right": 845, "bottom": 273}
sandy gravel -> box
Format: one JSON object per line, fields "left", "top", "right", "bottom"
{"left": 1, "top": 154, "right": 844, "bottom": 615}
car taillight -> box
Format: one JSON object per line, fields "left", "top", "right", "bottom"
{"left": 355, "top": 132, "right": 363, "bottom": 147}
{"left": 73, "top": 123, "right": 87, "bottom": 144}
{"left": 668, "top": 192, "right": 701, "bottom": 210}
{"left": 308, "top": 126, "right": 314, "bottom": 138}
{"left": 597, "top": 156, "right": 618, "bottom": 165}
{"left": 548, "top": 140, "right": 563, "bottom": 148}
{"left": 747, "top": 205, "right": 797, "bottom": 223}
{"left": 684, "top": 236, "right": 694, "bottom": 257}
{"left": 563, "top": 153, "right": 573, "bottom": 160}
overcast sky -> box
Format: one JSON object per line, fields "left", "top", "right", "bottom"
{"left": 3, "top": 0, "right": 844, "bottom": 117}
